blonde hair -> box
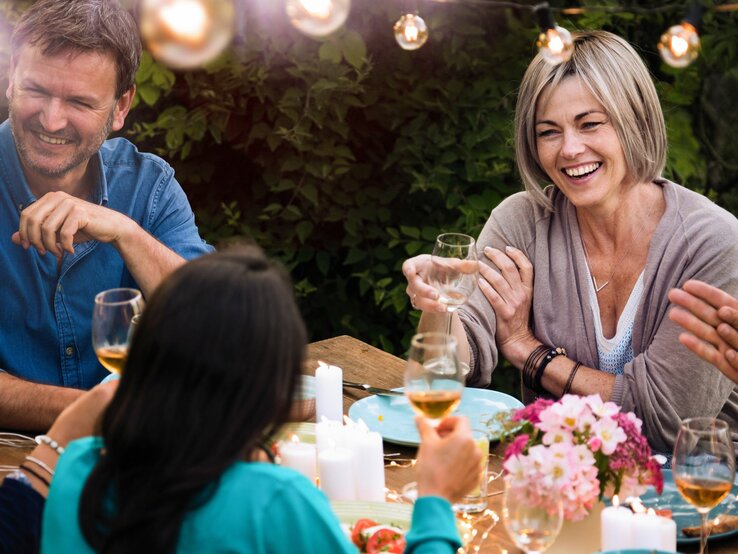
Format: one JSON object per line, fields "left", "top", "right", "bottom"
{"left": 514, "top": 30, "right": 667, "bottom": 210}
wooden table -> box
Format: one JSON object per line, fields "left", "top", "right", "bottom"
{"left": 0, "top": 335, "right": 735, "bottom": 553}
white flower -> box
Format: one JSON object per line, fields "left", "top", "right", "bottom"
{"left": 590, "top": 416, "right": 627, "bottom": 455}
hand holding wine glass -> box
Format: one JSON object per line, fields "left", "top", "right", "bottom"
{"left": 404, "top": 332, "right": 464, "bottom": 427}
{"left": 503, "top": 478, "right": 563, "bottom": 554}
{"left": 92, "top": 288, "right": 144, "bottom": 374}
{"left": 673, "top": 417, "right": 736, "bottom": 554}
{"left": 429, "top": 233, "right": 479, "bottom": 313}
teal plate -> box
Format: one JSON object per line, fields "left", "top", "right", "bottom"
{"left": 627, "top": 469, "right": 738, "bottom": 546}
{"left": 348, "top": 387, "right": 523, "bottom": 446}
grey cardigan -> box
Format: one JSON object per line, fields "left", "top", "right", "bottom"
{"left": 459, "top": 179, "right": 738, "bottom": 453}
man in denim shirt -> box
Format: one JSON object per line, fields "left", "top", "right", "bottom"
{"left": 0, "top": 0, "right": 212, "bottom": 430}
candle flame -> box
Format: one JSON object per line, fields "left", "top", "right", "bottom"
{"left": 612, "top": 494, "right": 620, "bottom": 508}
{"left": 631, "top": 498, "right": 646, "bottom": 513}
{"left": 290, "top": 434, "right": 300, "bottom": 443}
{"left": 647, "top": 508, "right": 656, "bottom": 516}
{"left": 317, "top": 360, "right": 328, "bottom": 368}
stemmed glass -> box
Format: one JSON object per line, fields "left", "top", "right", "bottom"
{"left": 428, "top": 232, "right": 479, "bottom": 334}
{"left": 673, "top": 417, "right": 736, "bottom": 554}
{"left": 92, "top": 288, "right": 145, "bottom": 374}
{"left": 404, "top": 332, "right": 464, "bottom": 427}
{"left": 503, "top": 479, "right": 563, "bottom": 554}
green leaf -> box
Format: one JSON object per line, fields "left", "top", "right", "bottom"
{"left": 137, "top": 83, "right": 161, "bottom": 106}
{"left": 296, "top": 220, "right": 314, "bottom": 243}
{"left": 319, "top": 41, "right": 342, "bottom": 64}
{"left": 341, "top": 31, "right": 367, "bottom": 69}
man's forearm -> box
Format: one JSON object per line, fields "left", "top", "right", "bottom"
{"left": 0, "top": 373, "right": 83, "bottom": 431}
{"left": 114, "top": 220, "right": 186, "bottom": 298}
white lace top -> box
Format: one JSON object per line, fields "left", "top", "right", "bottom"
{"left": 585, "top": 270, "right": 645, "bottom": 375}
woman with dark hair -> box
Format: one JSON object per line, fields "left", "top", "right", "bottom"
{"left": 39, "top": 246, "right": 480, "bottom": 553}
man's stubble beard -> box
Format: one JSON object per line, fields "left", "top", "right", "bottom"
{"left": 8, "top": 91, "right": 115, "bottom": 179}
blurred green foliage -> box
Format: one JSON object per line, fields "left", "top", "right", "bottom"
{"left": 2, "top": 1, "right": 737, "bottom": 398}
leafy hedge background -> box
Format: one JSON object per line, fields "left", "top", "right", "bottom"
{"left": 1, "top": 0, "right": 737, "bottom": 397}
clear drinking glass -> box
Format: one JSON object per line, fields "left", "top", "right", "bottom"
{"left": 429, "top": 233, "right": 479, "bottom": 317}
{"left": 404, "top": 332, "right": 464, "bottom": 427}
{"left": 92, "top": 288, "right": 144, "bottom": 374}
{"left": 503, "top": 479, "right": 563, "bottom": 554}
{"left": 672, "top": 417, "right": 736, "bottom": 554}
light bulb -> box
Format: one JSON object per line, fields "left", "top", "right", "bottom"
{"left": 536, "top": 26, "right": 574, "bottom": 65}
{"left": 658, "top": 22, "right": 700, "bottom": 68}
{"left": 139, "top": 0, "right": 235, "bottom": 70}
{"left": 393, "top": 13, "right": 429, "bottom": 51}
{"left": 286, "top": 0, "right": 351, "bottom": 38}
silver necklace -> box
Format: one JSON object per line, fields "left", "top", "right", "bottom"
{"left": 580, "top": 214, "right": 651, "bottom": 294}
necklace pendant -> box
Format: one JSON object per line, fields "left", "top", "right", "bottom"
{"left": 593, "top": 277, "right": 609, "bottom": 293}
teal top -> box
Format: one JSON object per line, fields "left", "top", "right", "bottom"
{"left": 42, "top": 437, "right": 462, "bottom": 554}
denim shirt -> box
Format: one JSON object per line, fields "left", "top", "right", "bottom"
{"left": 0, "top": 120, "right": 213, "bottom": 388}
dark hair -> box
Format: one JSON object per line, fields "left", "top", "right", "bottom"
{"left": 11, "top": 0, "right": 142, "bottom": 98}
{"left": 79, "top": 246, "right": 307, "bottom": 553}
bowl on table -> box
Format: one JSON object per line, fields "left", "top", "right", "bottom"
{"left": 289, "top": 375, "right": 316, "bottom": 421}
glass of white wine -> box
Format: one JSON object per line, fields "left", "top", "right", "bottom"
{"left": 429, "top": 233, "right": 478, "bottom": 316}
{"left": 673, "top": 417, "right": 736, "bottom": 554}
{"left": 404, "top": 332, "right": 464, "bottom": 427}
{"left": 92, "top": 288, "right": 144, "bottom": 374}
{"left": 503, "top": 478, "right": 563, "bottom": 554}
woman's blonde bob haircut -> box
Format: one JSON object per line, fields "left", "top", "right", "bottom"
{"left": 515, "top": 30, "right": 667, "bottom": 210}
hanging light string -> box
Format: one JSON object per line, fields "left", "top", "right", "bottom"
{"left": 413, "top": 0, "right": 738, "bottom": 13}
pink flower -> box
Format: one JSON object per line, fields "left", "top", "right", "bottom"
{"left": 501, "top": 393, "right": 663, "bottom": 521}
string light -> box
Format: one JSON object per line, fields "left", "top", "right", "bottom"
{"left": 139, "top": 0, "right": 235, "bottom": 69}
{"left": 393, "top": 13, "right": 429, "bottom": 50}
{"left": 534, "top": 3, "right": 573, "bottom": 65}
{"left": 286, "top": 0, "right": 351, "bottom": 37}
{"left": 658, "top": 4, "right": 704, "bottom": 68}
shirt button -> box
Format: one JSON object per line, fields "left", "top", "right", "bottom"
{"left": 57, "top": 284, "right": 62, "bottom": 292}
{"left": 65, "top": 346, "right": 74, "bottom": 357}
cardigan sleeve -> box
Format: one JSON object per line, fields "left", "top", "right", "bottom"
{"left": 613, "top": 185, "right": 738, "bottom": 453}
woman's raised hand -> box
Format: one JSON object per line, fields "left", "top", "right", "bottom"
{"left": 402, "top": 254, "right": 448, "bottom": 313}
{"left": 414, "top": 416, "right": 482, "bottom": 503}
{"left": 478, "top": 246, "right": 536, "bottom": 361}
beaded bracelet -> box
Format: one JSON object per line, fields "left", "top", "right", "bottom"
{"left": 35, "top": 435, "right": 65, "bottom": 456}
{"left": 562, "top": 361, "right": 583, "bottom": 396}
{"left": 532, "top": 346, "right": 567, "bottom": 394}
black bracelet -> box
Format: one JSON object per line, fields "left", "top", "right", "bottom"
{"left": 562, "top": 361, "right": 582, "bottom": 396}
{"left": 522, "top": 345, "right": 549, "bottom": 391}
{"left": 532, "top": 346, "right": 567, "bottom": 394}
{"left": 19, "top": 464, "right": 51, "bottom": 488}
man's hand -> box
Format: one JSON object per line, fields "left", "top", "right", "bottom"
{"left": 12, "top": 191, "right": 134, "bottom": 258}
{"left": 668, "top": 280, "right": 738, "bottom": 384}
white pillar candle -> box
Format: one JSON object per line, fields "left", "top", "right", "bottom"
{"left": 318, "top": 446, "right": 355, "bottom": 501}
{"left": 632, "top": 508, "right": 674, "bottom": 550}
{"left": 600, "top": 496, "right": 633, "bottom": 551}
{"left": 280, "top": 437, "right": 317, "bottom": 483}
{"left": 350, "top": 430, "right": 385, "bottom": 502}
{"left": 315, "top": 362, "right": 343, "bottom": 422}
{"left": 316, "top": 420, "right": 349, "bottom": 453}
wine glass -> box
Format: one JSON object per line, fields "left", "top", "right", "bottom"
{"left": 92, "top": 288, "right": 144, "bottom": 374}
{"left": 429, "top": 233, "right": 479, "bottom": 319}
{"left": 673, "top": 417, "right": 736, "bottom": 554}
{"left": 503, "top": 478, "right": 563, "bottom": 554}
{"left": 404, "top": 332, "right": 464, "bottom": 427}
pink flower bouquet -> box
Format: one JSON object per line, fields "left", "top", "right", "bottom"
{"left": 501, "top": 394, "right": 664, "bottom": 521}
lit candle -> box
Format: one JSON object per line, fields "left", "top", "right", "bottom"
{"left": 316, "top": 419, "right": 348, "bottom": 453}
{"left": 318, "top": 446, "right": 355, "bottom": 501}
{"left": 279, "top": 435, "right": 317, "bottom": 483}
{"left": 632, "top": 508, "right": 675, "bottom": 550}
{"left": 349, "top": 430, "right": 385, "bottom": 501}
{"left": 600, "top": 495, "right": 633, "bottom": 551}
{"left": 315, "top": 361, "right": 343, "bottom": 422}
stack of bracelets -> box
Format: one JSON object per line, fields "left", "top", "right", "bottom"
{"left": 522, "top": 345, "right": 568, "bottom": 396}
